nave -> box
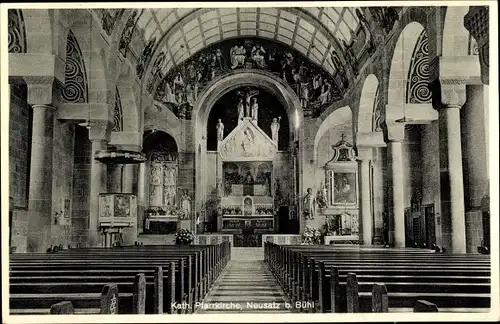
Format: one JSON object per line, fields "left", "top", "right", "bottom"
{"left": 9, "top": 242, "right": 490, "bottom": 315}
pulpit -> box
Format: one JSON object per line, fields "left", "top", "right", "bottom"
{"left": 99, "top": 193, "right": 137, "bottom": 247}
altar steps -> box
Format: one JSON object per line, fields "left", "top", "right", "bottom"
{"left": 136, "top": 233, "right": 176, "bottom": 245}
{"left": 197, "top": 251, "right": 293, "bottom": 314}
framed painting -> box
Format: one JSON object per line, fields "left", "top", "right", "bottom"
{"left": 331, "top": 171, "right": 357, "bottom": 205}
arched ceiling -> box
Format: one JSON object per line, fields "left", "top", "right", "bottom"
{"left": 100, "top": 7, "right": 364, "bottom": 78}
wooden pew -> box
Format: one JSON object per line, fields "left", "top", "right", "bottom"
{"left": 9, "top": 242, "right": 231, "bottom": 315}
{"left": 265, "top": 243, "right": 490, "bottom": 313}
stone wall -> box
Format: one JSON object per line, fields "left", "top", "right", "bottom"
{"left": 9, "top": 85, "right": 31, "bottom": 209}
{"left": 9, "top": 85, "right": 31, "bottom": 252}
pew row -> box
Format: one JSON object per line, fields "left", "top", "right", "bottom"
{"left": 264, "top": 243, "right": 490, "bottom": 313}
{"left": 10, "top": 242, "right": 231, "bottom": 315}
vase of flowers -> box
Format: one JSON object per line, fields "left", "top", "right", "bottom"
{"left": 301, "top": 226, "right": 323, "bottom": 245}
{"left": 174, "top": 229, "right": 194, "bottom": 245}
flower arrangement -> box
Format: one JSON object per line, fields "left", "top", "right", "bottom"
{"left": 301, "top": 226, "right": 323, "bottom": 245}
{"left": 174, "top": 229, "right": 195, "bottom": 245}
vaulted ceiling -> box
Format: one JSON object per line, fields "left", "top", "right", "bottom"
{"left": 98, "top": 7, "right": 366, "bottom": 77}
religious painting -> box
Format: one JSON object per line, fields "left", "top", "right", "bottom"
{"left": 243, "top": 197, "right": 253, "bottom": 216}
{"left": 99, "top": 194, "right": 114, "bottom": 218}
{"left": 114, "top": 194, "right": 131, "bottom": 218}
{"left": 332, "top": 172, "right": 357, "bottom": 205}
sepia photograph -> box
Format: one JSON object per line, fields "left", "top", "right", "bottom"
{"left": 1, "top": 1, "right": 498, "bottom": 323}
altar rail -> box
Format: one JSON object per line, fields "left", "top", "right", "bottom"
{"left": 194, "top": 235, "right": 233, "bottom": 246}
{"left": 261, "top": 234, "right": 302, "bottom": 247}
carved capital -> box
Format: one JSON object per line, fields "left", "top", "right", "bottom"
{"left": 384, "top": 121, "right": 405, "bottom": 142}
{"left": 25, "top": 76, "right": 56, "bottom": 106}
{"left": 429, "top": 79, "right": 466, "bottom": 109}
{"left": 355, "top": 147, "right": 373, "bottom": 161}
{"left": 88, "top": 120, "right": 113, "bottom": 141}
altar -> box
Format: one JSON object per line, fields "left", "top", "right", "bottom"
{"left": 216, "top": 117, "right": 279, "bottom": 235}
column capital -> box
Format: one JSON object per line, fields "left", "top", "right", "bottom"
{"left": 25, "top": 76, "right": 58, "bottom": 107}
{"left": 31, "top": 104, "right": 56, "bottom": 111}
{"left": 88, "top": 120, "right": 113, "bottom": 142}
{"left": 384, "top": 121, "right": 405, "bottom": 142}
{"left": 355, "top": 147, "right": 373, "bottom": 161}
{"left": 429, "top": 79, "right": 466, "bottom": 109}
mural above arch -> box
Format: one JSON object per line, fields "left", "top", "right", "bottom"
{"left": 61, "top": 30, "right": 88, "bottom": 103}
{"left": 152, "top": 37, "right": 350, "bottom": 120}
{"left": 406, "top": 30, "right": 431, "bottom": 104}
{"left": 8, "top": 9, "right": 26, "bottom": 53}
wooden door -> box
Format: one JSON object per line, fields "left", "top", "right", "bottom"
{"left": 423, "top": 204, "right": 436, "bottom": 248}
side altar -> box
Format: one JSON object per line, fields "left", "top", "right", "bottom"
{"left": 215, "top": 115, "right": 281, "bottom": 234}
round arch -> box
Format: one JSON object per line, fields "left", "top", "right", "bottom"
{"left": 357, "top": 74, "right": 379, "bottom": 133}
{"left": 442, "top": 6, "right": 471, "bottom": 57}
{"left": 386, "top": 21, "right": 425, "bottom": 120}
{"left": 22, "top": 9, "right": 53, "bottom": 54}
{"left": 116, "top": 66, "right": 140, "bottom": 132}
{"left": 313, "top": 106, "right": 353, "bottom": 163}
{"left": 192, "top": 69, "right": 304, "bottom": 217}
{"left": 192, "top": 69, "right": 304, "bottom": 142}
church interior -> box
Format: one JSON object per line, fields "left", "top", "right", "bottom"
{"left": 5, "top": 4, "right": 494, "bottom": 316}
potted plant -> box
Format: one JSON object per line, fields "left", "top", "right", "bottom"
{"left": 174, "top": 229, "right": 195, "bottom": 245}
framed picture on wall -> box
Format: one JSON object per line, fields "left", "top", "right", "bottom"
{"left": 331, "top": 171, "right": 357, "bottom": 205}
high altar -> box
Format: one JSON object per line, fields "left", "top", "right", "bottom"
{"left": 216, "top": 117, "right": 279, "bottom": 234}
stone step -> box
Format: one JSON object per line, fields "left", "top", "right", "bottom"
{"left": 208, "top": 296, "right": 287, "bottom": 302}
{"left": 210, "top": 291, "right": 283, "bottom": 297}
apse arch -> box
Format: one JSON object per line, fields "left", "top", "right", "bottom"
{"left": 192, "top": 69, "right": 304, "bottom": 218}
{"left": 357, "top": 74, "right": 379, "bottom": 133}
{"left": 386, "top": 21, "right": 425, "bottom": 120}
{"left": 313, "top": 106, "right": 353, "bottom": 164}
{"left": 193, "top": 69, "right": 303, "bottom": 142}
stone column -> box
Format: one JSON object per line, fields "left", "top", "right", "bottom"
{"left": 357, "top": 148, "right": 373, "bottom": 245}
{"left": 88, "top": 121, "right": 111, "bottom": 247}
{"left": 386, "top": 122, "right": 406, "bottom": 248}
{"left": 137, "top": 162, "right": 147, "bottom": 233}
{"left": 107, "top": 164, "right": 122, "bottom": 192}
{"left": 436, "top": 84, "right": 467, "bottom": 254}
{"left": 123, "top": 164, "right": 135, "bottom": 194}
{"left": 462, "top": 85, "right": 488, "bottom": 252}
{"left": 26, "top": 104, "right": 56, "bottom": 252}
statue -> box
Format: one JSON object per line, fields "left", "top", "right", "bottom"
{"left": 230, "top": 45, "right": 246, "bottom": 69}
{"left": 164, "top": 81, "right": 176, "bottom": 104}
{"left": 237, "top": 98, "right": 245, "bottom": 121}
{"left": 317, "top": 181, "right": 328, "bottom": 209}
{"left": 181, "top": 189, "right": 191, "bottom": 219}
{"left": 303, "top": 188, "right": 316, "bottom": 220}
{"left": 251, "top": 44, "right": 266, "bottom": 68}
{"left": 319, "top": 81, "right": 331, "bottom": 105}
{"left": 173, "top": 72, "right": 184, "bottom": 95}
{"left": 216, "top": 119, "right": 224, "bottom": 141}
{"left": 241, "top": 129, "right": 254, "bottom": 154}
{"left": 300, "top": 82, "right": 310, "bottom": 109}
{"left": 274, "top": 178, "right": 281, "bottom": 199}
{"left": 251, "top": 97, "right": 259, "bottom": 122}
{"left": 271, "top": 116, "right": 281, "bottom": 143}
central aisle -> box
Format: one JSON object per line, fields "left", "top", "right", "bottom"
{"left": 195, "top": 248, "right": 293, "bottom": 314}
